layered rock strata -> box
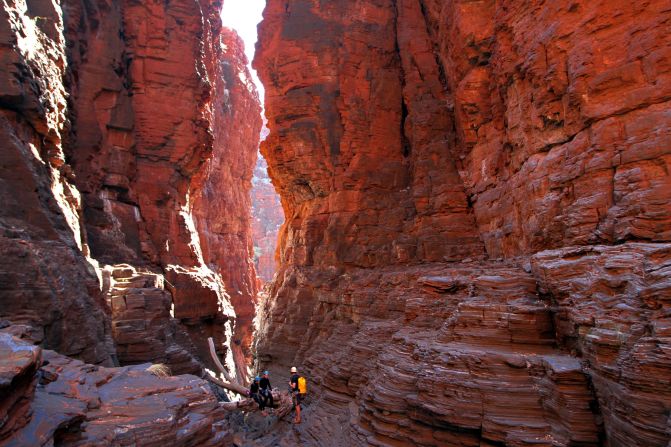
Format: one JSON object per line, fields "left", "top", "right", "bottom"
{"left": 0, "top": 331, "right": 227, "bottom": 446}
{"left": 254, "top": 0, "right": 671, "bottom": 445}
{"left": 105, "top": 264, "right": 202, "bottom": 375}
{"left": 251, "top": 150, "right": 284, "bottom": 283}
{"left": 1, "top": 0, "right": 261, "bottom": 383}
{"left": 0, "top": 0, "right": 262, "bottom": 443}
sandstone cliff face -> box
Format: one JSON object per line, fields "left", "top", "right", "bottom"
{"left": 252, "top": 150, "right": 284, "bottom": 283}
{"left": 420, "top": 0, "right": 671, "bottom": 257}
{"left": 254, "top": 0, "right": 671, "bottom": 445}
{"left": 0, "top": 0, "right": 115, "bottom": 365}
{"left": 64, "top": 0, "right": 261, "bottom": 377}
{"left": 1, "top": 0, "right": 259, "bottom": 390}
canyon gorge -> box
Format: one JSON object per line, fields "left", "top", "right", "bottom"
{"left": 1, "top": 0, "right": 670, "bottom": 446}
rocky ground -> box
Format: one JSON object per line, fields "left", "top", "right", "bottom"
{"left": 0, "top": 329, "right": 228, "bottom": 446}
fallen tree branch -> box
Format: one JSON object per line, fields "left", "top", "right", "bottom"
{"left": 204, "top": 373, "right": 250, "bottom": 396}
{"left": 271, "top": 391, "right": 294, "bottom": 419}
{"left": 205, "top": 337, "right": 294, "bottom": 418}
{"left": 207, "top": 336, "right": 236, "bottom": 383}
{"left": 205, "top": 337, "right": 250, "bottom": 395}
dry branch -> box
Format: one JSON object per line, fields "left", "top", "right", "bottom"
{"left": 219, "top": 397, "right": 257, "bottom": 411}
{"left": 205, "top": 373, "right": 249, "bottom": 396}
{"left": 205, "top": 337, "right": 293, "bottom": 418}
{"left": 207, "top": 336, "right": 236, "bottom": 383}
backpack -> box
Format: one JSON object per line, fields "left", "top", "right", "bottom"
{"left": 298, "top": 376, "right": 307, "bottom": 394}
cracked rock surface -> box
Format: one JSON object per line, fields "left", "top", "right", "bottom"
{"left": 253, "top": 0, "right": 671, "bottom": 445}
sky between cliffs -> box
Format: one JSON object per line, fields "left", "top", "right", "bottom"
{"left": 221, "top": 0, "right": 266, "bottom": 100}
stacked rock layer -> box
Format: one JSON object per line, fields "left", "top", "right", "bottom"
{"left": 0, "top": 330, "right": 229, "bottom": 446}
{"left": 254, "top": 0, "right": 671, "bottom": 445}
{"left": 252, "top": 148, "right": 284, "bottom": 283}
{"left": 0, "top": 0, "right": 261, "bottom": 379}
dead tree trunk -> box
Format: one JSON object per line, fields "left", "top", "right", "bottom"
{"left": 205, "top": 337, "right": 294, "bottom": 417}
{"left": 205, "top": 337, "right": 249, "bottom": 395}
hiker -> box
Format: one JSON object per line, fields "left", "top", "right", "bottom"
{"left": 289, "top": 366, "right": 306, "bottom": 424}
{"left": 249, "top": 376, "right": 263, "bottom": 410}
{"left": 259, "top": 370, "right": 273, "bottom": 414}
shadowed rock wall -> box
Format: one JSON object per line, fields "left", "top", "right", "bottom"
{"left": 253, "top": 0, "right": 671, "bottom": 445}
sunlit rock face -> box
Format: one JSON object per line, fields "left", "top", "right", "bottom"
{"left": 191, "top": 27, "right": 263, "bottom": 379}
{"left": 0, "top": 0, "right": 260, "bottom": 381}
{"left": 0, "top": 0, "right": 116, "bottom": 366}
{"left": 251, "top": 148, "right": 284, "bottom": 283}
{"left": 254, "top": 0, "right": 671, "bottom": 445}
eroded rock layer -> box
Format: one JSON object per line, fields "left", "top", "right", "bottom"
{"left": 0, "top": 331, "right": 228, "bottom": 446}
{"left": 1, "top": 0, "right": 260, "bottom": 383}
{"left": 254, "top": 0, "right": 671, "bottom": 445}
{"left": 252, "top": 149, "right": 284, "bottom": 283}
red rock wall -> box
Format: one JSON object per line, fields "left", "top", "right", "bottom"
{"left": 420, "top": 0, "right": 671, "bottom": 258}
{"left": 0, "top": 0, "right": 115, "bottom": 366}
{"left": 251, "top": 149, "right": 284, "bottom": 283}
{"left": 254, "top": 0, "right": 671, "bottom": 445}
{"left": 1, "top": 0, "right": 261, "bottom": 381}
{"left": 192, "top": 28, "right": 262, "bottom": 378}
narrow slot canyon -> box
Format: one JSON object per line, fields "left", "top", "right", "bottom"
{"left": 0, "top": 1, "right": 669, "bottom": 446}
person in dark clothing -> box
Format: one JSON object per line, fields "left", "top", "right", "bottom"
{"left": 249, "top": 376, "right": 263, "bottom": 410}
{"left": 259, "top": 370, "right": 273, "bottom": 414}
{"left": 289, "top": 366, "right": 302, "bottom": 424}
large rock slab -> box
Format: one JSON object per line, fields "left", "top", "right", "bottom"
{"left": 0, "top": 332, "right": 228, "bottom": 447}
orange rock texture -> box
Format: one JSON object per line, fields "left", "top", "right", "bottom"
{"left": 254, "top": 0, "right": 671, "bottom": 445}
{"left": 1, "top": 0, "right": 259, "bottom": 382}
{"left": 252, "top": 147, "right": 284, "bottom": 283}
{"left": 192, "top": 27, "right": 262, "bottom": 378}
